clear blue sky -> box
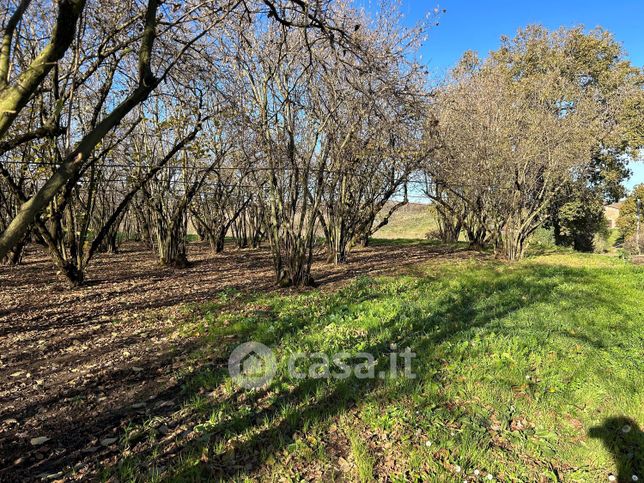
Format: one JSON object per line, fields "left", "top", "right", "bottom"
{"left": 392, "top": 0, "right": 644, "bottom": 192}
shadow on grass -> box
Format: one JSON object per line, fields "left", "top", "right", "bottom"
{"left": 28, "top": 258, "right": 635, "bottom": 480}
{"left": 368, "top": 237, "right": 467, "bottom": 248}
{"left": 124, "top": 261, "right": 620, "bottom": 480}
{"left": 589, "top": 417, "right": 643, "bottom": 482}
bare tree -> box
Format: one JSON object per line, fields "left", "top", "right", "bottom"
{"left": 0, "top": 0, "right": 353, "bottom": 260}
{"left": 428, "top": 52, "right": 599, "bottom": 259}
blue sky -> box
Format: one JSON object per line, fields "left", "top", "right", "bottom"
{"left": 390, "top": 0, "right": 644, "bottom": 192}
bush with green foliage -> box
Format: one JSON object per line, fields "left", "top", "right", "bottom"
{"left": 592, "top": 231, "right": 612, "bottom": 254}
{"left": 617, "top": 184, "right": 644, "bottom": 239}
{"left": 552, "top": 192, "right": 608, "bottom": 252}
{"left": 527, "top": 227, "right": 557, "bottom": 252}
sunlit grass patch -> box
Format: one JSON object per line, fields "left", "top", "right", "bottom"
{"left": 112, "top": 251, "right": 643, "bottom": 481}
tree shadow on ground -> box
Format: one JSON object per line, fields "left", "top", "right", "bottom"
{"left": 129, "top": 262, "right": 608, "bottom": 480}
{"left": 589, "top": 417, "right": 643, "bottom": 482}
{"left": 3, "top": 257, "right": 637, "bottom": 480}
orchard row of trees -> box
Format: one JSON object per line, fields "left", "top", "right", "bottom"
{"left": 1, "top": 2, "right": 642, "bottom": 285}
{"left": 423, "top": 26, "right": 644, "bottom": 259}
{"left": 0, "top": 0, "right": 428, "bottom": 286}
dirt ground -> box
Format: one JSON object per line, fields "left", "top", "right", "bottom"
{"left": 0, "top": 241, "right": 474, "bottom": 481}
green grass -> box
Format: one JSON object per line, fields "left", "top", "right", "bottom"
{"left": 606, "top": 228, "right": 622, "bottom": 250}
{"left": 349, "top": 430, "right": 376, "bottom": 482}
{"left": 373, "top": 203, "right": 438, "bottom": 240}
{"left": 110, "top": 251, "right": 643, "bottom": 482}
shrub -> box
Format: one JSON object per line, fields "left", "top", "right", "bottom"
{"left": 592, "top": 231, "right": 611, "bottom": 253}
{"left": 528, "top": 227, "right": 557, "bottom": 251}
{"left": 622, "top": 234, "right": 644, "bottom": 256}
{"left": 425, "top": 229, "right": 443, "bottom": 241}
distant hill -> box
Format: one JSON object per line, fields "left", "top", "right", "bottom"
{"left": 373, "top": 202, "right": 437, "bottom": 239}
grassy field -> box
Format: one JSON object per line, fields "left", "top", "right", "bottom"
{"left": 373, "top": 203, "right": 438, "bottom": 240}
{"left": 112, "top": 249, "right": 643, "bottom": 482}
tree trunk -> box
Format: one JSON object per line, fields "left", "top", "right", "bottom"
{"left": 158, "top": 234, "right": 188, "bottom": 267}
{"left": 215, "top": 227, "right": 226, "bottom": 253}
{"left": 59, "top": 260, "right": 85, "bottom": 286}
{"left": 466, "top": 225, "right": 487, "bottom": 249}
{"left": 503, "top": 227, "right": 526, "bottom": 261}
{"left": 356, "top": 232, "right": 370, "bottom": 248}
{"left": 156, "top": 216, "right": 189, "bottom": 267}
{"left": 2, "top": 236, "right": 27, "bottom": 265}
